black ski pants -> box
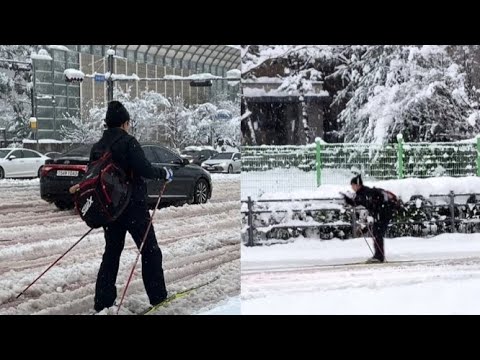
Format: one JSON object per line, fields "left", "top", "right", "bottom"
{"left": 94, "top": 199, "right": 167, "bottom": 312}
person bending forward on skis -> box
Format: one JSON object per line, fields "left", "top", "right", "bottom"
{"left": 341, "top": 175, "right": 397, "bottom": 263}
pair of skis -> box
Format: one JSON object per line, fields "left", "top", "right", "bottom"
{"left": 140, "top": 276, "right": 220, "bottom": 315}
{"left": 91, "top": 276, "right": 220, "bottom": 315}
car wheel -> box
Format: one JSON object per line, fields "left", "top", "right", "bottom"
{"left": 0, "top": 167, "right": 4, "bottom": 179}
{"left": 54, "top": 201, "right": 74, "bottom": 210}
{"left": 193, "top": 179, "right": 209, "bottom": 204}
{"left": 228, "top": 165, "right": 233, "bottom": 174}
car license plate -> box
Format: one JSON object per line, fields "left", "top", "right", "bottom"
{"left": 57, "top": 170, "right": 79, "bottom": 177}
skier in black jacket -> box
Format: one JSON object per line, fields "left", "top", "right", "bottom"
{"left": 341, "top": 175, "right": 398, "bottom": 263}
{"left": 87, "top": 101, "right": 173, "bottom": 312}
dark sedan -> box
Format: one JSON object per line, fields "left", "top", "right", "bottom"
{"left": 180, "top": 148, "right": 217, "bottom": 166}
{"left": 40, "top": 143, "right": 213, "bottom": 210}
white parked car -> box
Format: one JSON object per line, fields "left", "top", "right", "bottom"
{"left": 0, "top": 148, "right": 50, "bottom": 179}
{"left": 201, "top": 152, "right": 241, "bottom": 174}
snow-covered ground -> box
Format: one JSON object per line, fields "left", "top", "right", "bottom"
{"left": 197, "top": 296, "right": 240, "bottom": 315}
{"left": 242, "top": 234, "right": 480, "bottom": 314}
{"left": 211, "top": 173, "right": 241, "bottom": 183}
{"left": 0, "top": 176, "right": 240, "bottom": 315}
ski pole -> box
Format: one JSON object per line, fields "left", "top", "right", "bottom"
{"left": 354, "top": 220, "right": 375, "bottom": 257}
{"left": 16, "top": 227, "right": 94, "bottom": 298}
{"left": 116, "top": 182, "right": 167, "bottom": 315}
{"left": 361, "top": 232, "right": 375, "bottom": 257}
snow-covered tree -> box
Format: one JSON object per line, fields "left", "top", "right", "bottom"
{"left": 210, "top": 92, "right": 241, "bottom": 147}
{"left": 243, "top": 45, "right": 480, "bottom": 144}
{"left": 59, "top": 107, "right": 105, "bottom": 143}
{"left": 113, "top": 85, "right": 170, "bottom": 141}
{"left": 0, "top": 45, "right": 38, "bottom": 139}
{"left": 160, "top": 96, "right": 190, "bottom": 148}
{"left": 61, "top": 86, "right": 170, "bottom": 143}
{"left": 334, "top": 45, "right": 480, "bottom": 143}
{"left": 60, "top": 85, "right": 240, "bottom": 148}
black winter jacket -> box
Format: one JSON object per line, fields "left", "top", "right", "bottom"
{"left": 89, "top": 127, "right": 166, "bottom": 202}
{"left": 344, "top": 185, "right": 395, "bottom": 221}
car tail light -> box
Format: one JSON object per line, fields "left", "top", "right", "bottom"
{"left": 40, "top": 165, "right": 54, "bottom": 177}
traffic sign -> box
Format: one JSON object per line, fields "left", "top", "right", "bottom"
{"left": 95, "top": 74, "right": 106, "bottom": 82}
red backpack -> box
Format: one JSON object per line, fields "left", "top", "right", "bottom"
{"left": 377, "top": 188, "right": 403, "bottom": 211}
{"left": 74, "top": 136, "right": 132, "bottom": 228}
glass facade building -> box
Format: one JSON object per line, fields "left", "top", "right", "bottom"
{"left": 32, "top": 45, "right": 240, "bottom": 139}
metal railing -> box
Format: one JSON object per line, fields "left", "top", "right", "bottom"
{"left": 242, "top": 191, "right": 480, "bottom": 246}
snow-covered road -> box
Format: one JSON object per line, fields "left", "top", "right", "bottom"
{"left": 242, "top": 234, "right": 480, "bottom": 314}
{"left": 0, "top": 174, "right": 240, "bottom": 315}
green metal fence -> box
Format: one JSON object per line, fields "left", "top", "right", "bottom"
{"left": 241, "top": 137, "right": 480, "bottom": 199}
{"left": 241, "top": 145, "right": 318, "bottom": 198}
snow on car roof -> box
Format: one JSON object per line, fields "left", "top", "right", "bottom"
{"left": 184, "top": 146, "right": 216, "bottom": 151}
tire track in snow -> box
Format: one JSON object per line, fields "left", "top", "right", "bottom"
{"left": 0, "top": 207, "right": 239, "bottom": 259}
{"left": 0, "top": 244, "right": 239, "bottom": 315}
{"left": 0, "top": 178, "right": 240, "bottom": 315}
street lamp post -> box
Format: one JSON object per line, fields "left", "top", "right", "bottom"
{"left": 52, "top": 96, "right": 56, "bottom": 139}
{"left": 29, "top": 117, "right": 38, "bottom": 151}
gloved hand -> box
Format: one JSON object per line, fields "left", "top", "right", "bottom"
{"left": 163, "top": 167, "right": 173, "bottom": 183}
{"left": 69, "top": 184, "right": 80, "bottom": 194}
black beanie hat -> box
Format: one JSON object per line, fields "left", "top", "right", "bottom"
{"left": 105, "top": 101, "right": 130, "bottom": 128}
{"left": 351, "top": 174, "right": 363, "bottom": 186}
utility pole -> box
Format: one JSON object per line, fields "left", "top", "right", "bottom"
{"left": 106, "top": 49, "right": 114, "bottom": 103}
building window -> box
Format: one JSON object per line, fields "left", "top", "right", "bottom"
{"left": 80, "top": 45, "right": 92, "bottom": 54}
{"left": 127, "top": 50, "right": 136, "bottom": 62}
{"left": 92, "top": 45, "right": 103, "bottom": 56}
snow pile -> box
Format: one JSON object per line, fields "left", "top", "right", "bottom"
{"left": 23, "top": 139, "right": 71, "bottom": 144}
{"left": 164, "top": 73, "right": 222, "bottom": 81}
{"left": 242, "top": 168, "right": 480, "bottom": 201}
{"left": 110, "top": 73, "right": 140, "bottom": 81}
{"left": 243, "top": 87, "right": 328, "bottom": 98}
{"left": 64, "top": 69, "right": 85, "bottom": 81}
{"left": 226, "top": 69, "right": 241, "bottom": 79}
{"left": 31, "top": 49, "right": 52, "bottom": 61}
{"left": 48, "top": 45, "right": 69, "bottom": 52}
{"left": 467, "top": 111, "right": 480, "bottom": 127}
{"left": 184, "top": 145, "right": 216, "bottom": 151}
